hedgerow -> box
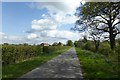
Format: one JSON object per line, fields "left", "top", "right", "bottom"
{"left": 2, "top": 44, "right": 69, "bottom": 65}
{"left": 2, "top": 45, "right": 42, "bottom": 65}
{"left": 43, "top": 46, "right": 68, "bottom": 54}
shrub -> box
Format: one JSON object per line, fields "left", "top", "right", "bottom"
{"left": 74, "top": 41, "right": 84, "bottom": 48}
{"left": 43, "top": 46, "right": 68, "bottom": 54}
{"left": 115, "top": 41, "right": 120, "bottom": 54}
{"left": 2, "top": 45, "right": 42, "bottom": 65}
{"left": 98, "top": 42, "right": 112, "bottom": 55}
{"left": 43, "top": 46, "right": 50, "bottom": 53}
{"left": 82, "top": 41, "right": 93, "bottom": 51}
{"left": 114, "top": 44, "right": 120, "bottom": 62}
{"left": 2, "top": 44, "right": 69, "bottom": 65}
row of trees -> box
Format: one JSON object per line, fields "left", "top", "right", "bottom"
{"left": 72, "top": 2, "right": 120, "bottom": 50}
{"left": 3, "top": 41, "right": 73, "bottom": 47}
{"left": 74, "top": 37, "right": 120, "bottom": 55}
{"left": 50, "top": 40, "right": 73, "bottom": 46}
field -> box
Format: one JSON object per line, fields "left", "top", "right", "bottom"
{"left": 76, "top": 48, "right": 119, "bottom": 79}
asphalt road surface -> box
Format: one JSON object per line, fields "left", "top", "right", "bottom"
{"left": 18, "top": 47, "right": 83, "bottom": 79}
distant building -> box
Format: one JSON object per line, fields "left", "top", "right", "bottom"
{"left": 40, "top": 43, "right": 49, "bottom": 46}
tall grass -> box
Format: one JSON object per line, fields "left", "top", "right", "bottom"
{"left": 76, "top": 48, "right": 119, "bottom": 79}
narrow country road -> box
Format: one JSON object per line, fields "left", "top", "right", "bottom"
{"left": 18, "top": 47, "right": 83, "bottom": 79}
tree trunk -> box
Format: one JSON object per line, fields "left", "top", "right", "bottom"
{"left": 94, "top": 40, "right": 99, "bottom": 52}
{"left": 109, "top": 32, "right": 115, "bottom": 49}
{"left": 108, "top": 16, "right": 116, "bottom": 50}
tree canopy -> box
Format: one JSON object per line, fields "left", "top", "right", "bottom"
{"left": 66, "top": 40, "right": 73, "bottom": 46}
{"left": 74, "top": 2, "right": 120, "bottom": 49}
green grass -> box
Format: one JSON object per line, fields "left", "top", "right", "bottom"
{"left": 2, "top": 47, "right": 70, "bottom": 80}
{"left": 75, "top": 48, "right": 119, "bottom": 79}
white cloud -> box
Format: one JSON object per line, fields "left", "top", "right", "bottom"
{"left": 62, "top": 14, "right": 78, "bottom": 24}
{"left": 31, "top": 14, "right": 78, "bottom": 32}
{"left": 28, "top": 0, "right": 81, "bottom": 26}
{"left": 25, "top": 1, "right": 83, "bottom": 44}
{"left": 0, "top": 32, "right": 7, "bottom": 39}
{"left": 2, "top": 1, "right": 84, "bottom": 44}
{"left": 1, "top": 33, "right": 24, "bottom": 44}
{"left": 32, "top": 19, "right": 57, "bottom": 31}
{"left": 40, "top": 30, "right": 80, "bottom": 40}
{"left": 0, "top": 31, "right": 87, "bottom": 45}
{"left": 0, "top": 32, "right": 41, "bottom": 44}
{"left": 29, "top": 0, "right": 81, "bottom": 14}
{"left": 27, "top": 33, "right": 38, "bottom": 39}
{"left": 0, "top": 32, "right": 5, "bottom": 35}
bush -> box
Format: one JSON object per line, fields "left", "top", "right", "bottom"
{"left": 2, "top": 44, "right": 69, "bottom": 65}
{"left": 115, "top": 44, "right": 120, "bottom": 62}
{"left": 115, "top": 41, "right": 120, "bottom": 54}
{"left": 43, "top": 46, "right": 50, "bottom": 53}
{"left": 43, "top": 46, "right": 68, "bottom": 54}
{"left": 2, "top": 45, "right": 42, "bottom": 65}
{"left": 82, "top": 41, "right": 94, "bottom": 51}
{"left": 98, "top": 42, "right": 112, "bottom": 55}
{"left": 74, "top": 41, "right": 84, "bottom": 48}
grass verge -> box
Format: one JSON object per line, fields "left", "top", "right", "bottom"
{"left": 75, "top": 48, "right": 119, "bottom": 79}
{"left": 2, "top": 47, "right": 71, "bottom": 80}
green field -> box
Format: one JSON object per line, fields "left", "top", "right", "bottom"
{"left": 76, "top": 48, "right": 119, "bottom": 79}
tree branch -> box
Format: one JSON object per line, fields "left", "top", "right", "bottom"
{"left": 95, "top": 25, "right": 109, "bottom": 33}
{"left": 115, "top": 32, "right": 120, "bottom": 35}
{"left": 93, "top": 19, "right": 108, "bottom": 25}
{"left": 113, "top": 21, "right": 120, "bottom": 28}
{"left": 99, "top": 15, "right": 109, "bottom": 22}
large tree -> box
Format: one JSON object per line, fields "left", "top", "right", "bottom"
{"left": 74, "top": 2, "right": 120, "bottom": 49}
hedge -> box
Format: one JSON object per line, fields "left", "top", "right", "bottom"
{"left": 2, "top": 45, "right": 42, "bottom": 65}
{"left": 43, "top": 46, "right": 67, "bottom": 54}
{"left": 2, "top": 45, "right": 69, "bottom": 65}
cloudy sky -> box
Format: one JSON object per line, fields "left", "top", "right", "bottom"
{"left": 1, "top": 0, "right": 86, "bottom": 44}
